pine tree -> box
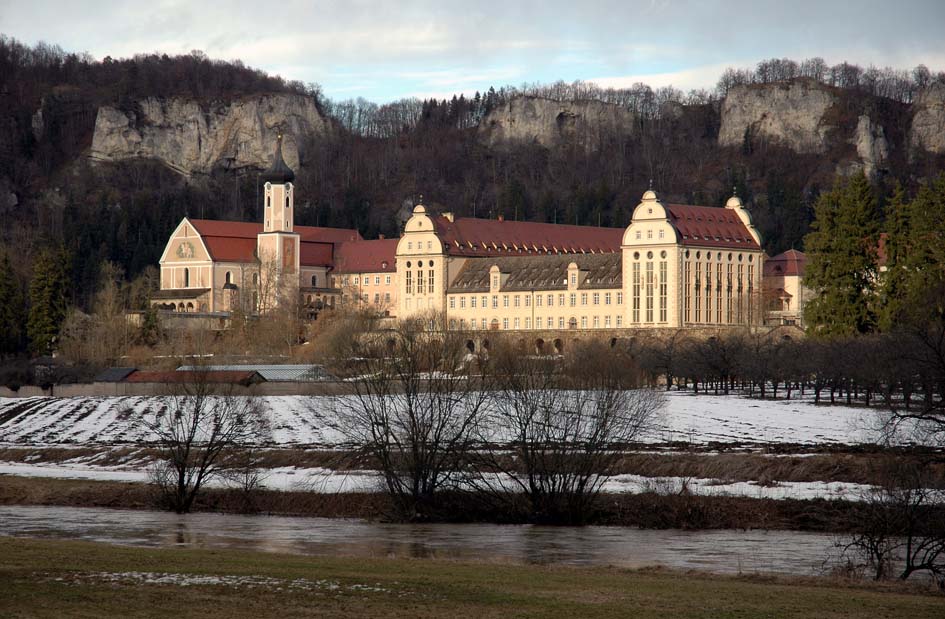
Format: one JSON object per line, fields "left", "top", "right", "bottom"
{"left": 0, "top": 252, "right": 26, "bottom": 356}
{"left": 803, "top": 173, "right": 880, "bottom": 336}
{"left": 877, "top": 182, "right": 911, "bottom": 330}
{"left": 27, "top": 247, "right": 70, "bottom": 356}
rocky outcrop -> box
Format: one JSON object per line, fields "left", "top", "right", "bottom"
{"left": 852, "top": 115, "right": 888, "bottom": 178}
{"left": 910, "top": 82, "right": 945, "bottom": 154}
{"left": 718, "top": 80, "right": 837, "bottom": 154}
{"left": 480, "top": 96, "right": 636, "bottom": 151}
{"left": 89, "top": 94, "right": 331, "bottom": 176}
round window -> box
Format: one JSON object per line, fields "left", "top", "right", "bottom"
{"left": 406, "top": 261, "right": 412, "bottom": 268}
{"left": 646, "top": 251, "right": 653, "bottom": 259}
{"left": 429, "top": 260, "right": 435, "bottom": 267}
{"left": 696, "top": 251, "right": 701, "bottom": 259}
{"left": 633, "top": 251, "right": 640, "bottom": 260}
{"left": 738, "top": 254, "right": 743, "bottom": 262}
{"left": 660, "top": 250, "right": 667, "bottom": 258}
{"left": 685, "top": 250, "right": 690, "bottom": 259}
{"left": 748, "top": 255, "right": 753, "bottom": 262}
{"left": 728, "top": 253, "right": 733, "bottom": 261}
{"left": 717, "top": 252, "right": 722, "bottom": 261}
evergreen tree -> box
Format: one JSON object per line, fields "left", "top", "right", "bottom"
{"left": 27, "top": 247, "right": 70, "bottom": 356}
{"left": 897, "top": 175, "right": 945, "bottom": 321}
{"left": 0, "top": 252, "right": 26, "bottom": 356}
{"left": 803, "top": 173, "right": 880, "bottom": 336}
{"left": 877, "top": 182, "right": 911, "bottom": 330}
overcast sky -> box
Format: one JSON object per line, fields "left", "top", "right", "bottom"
{"left": 2, "top": 0, "right": 944, "bottom": 102}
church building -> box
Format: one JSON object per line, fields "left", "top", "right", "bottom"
{"left": 154, "top": 137, "right": 778, "bottom": 334}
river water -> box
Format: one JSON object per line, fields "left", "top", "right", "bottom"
{"left": 0, "top": 505, "right": 843, "bottom": 575}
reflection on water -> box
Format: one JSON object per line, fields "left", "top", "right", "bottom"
{"left": 0, "top": 505, "right": 837, "bottom": 575}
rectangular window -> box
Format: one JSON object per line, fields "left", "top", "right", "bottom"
{"left": 460, "top": 296, "right": 466, "bottom": 309}
{"left": 374, "top": 293, "right": 380, "bottom": 304}
{"left": 525, "top": 317, "right": 531, "bottom": 329}
{"left": 524, "top": 295, "right": 530, "bottom": 307}
{"left": 449, "top": 297, "right": 455, "bottom": 309}
{"left": 581, "top": 293, "right": 588, "bottom": 305}
{"left": 481, "top": 318, "right": 487, "bottom": 329}
{"left": 375, "top": 276, "right": 380, "bottom": 285}
{"left": 514, "top": 318, "right": 520, "bottom": 329}
{"left": 405, "top": 271, "right": 412, "bottom": 294}
{"left": 694, "top": 262, "right": 701, "bottom": 323}
{"left": 659, "top": 261, "right": 668, "bottom": 323}
{"left": 513, "top": 295, "right": 520, "bottom": 307}
{"left": 645, "top": 262, "right": 654, "bottom": 322}
{"left": 482, "top": 295, "right": 488, "bottom": 308}
{"left": 385, "top": 275, "right": 391, "bottom": 285}
{"left": 593, "top": 316, "right": 600, "bottom": 328}
{"left": 632, "top": 262, "right": 641, "bottom": 323}
{"left": 716, "top": 263, "right": 723, "bottom": 324}
{"left": 604, "top": 315, "right": 611, "bottom": 328}
{"left": 492, "top": 295, "right": 498, "bottom": 309}
{"left": 558, "top": 317, "right": 564, "bottom": 329}
{"left": 705, "top": 262, "right": 711, "bottom": 323}
{"left": 548, "top": 294, "right": 554, "bottom": 306}
{"left": 558, "top": 294, "right": 565, "bottom": 306}
{"left": 502, "top": 318, "right": 509, "bottom": 330}
{"left": 617, "top": 292, "right": 623, "bottom": 305}
{"left": 354, "top": 276, "right": 360, "bottom": 285}
{"left": 362, "top": 277, "right": 368, "bottom": 287}
{"left": 470, "top": 296, "right": 477, "bottom": 308}
{"left": 616, "top": 315, "right": 623, "bottom": 327}
{"left": 685, "top": 260, "right": 691, "bottom": 323}
{"left": 385, "top": 293, "right": 390, "bottom": 303}
{"left": 548, "top": 317, "right": 554, "bottom": 328}
{"left": 569, "top": 293, "right": 576, "bottom": 307}
{"left": 416, "top": 270, "right": 424, "bottom": 294}
{"left": 726, "top": 263, "right": 733, "bottom": 324}
{"left": 503, "top": 295, "right": 509, "bottom": 308}
{"left": 428, "top": 269, "right": 434, "bottom": 294}
{"left": 604, "top": 292, "right": 611, "bottom": 305}
{"left": 536, "top": 295, "right": 543, "bottom": 307}
{"left": 581, "top": 316, "right": 588, "bottom": 329}
{"left": 592, "top": 293, "right": 599, "bottom": 305}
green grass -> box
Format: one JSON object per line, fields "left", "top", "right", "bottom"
{"left": 1, "top": 536, "right": 943, "bottom": 618}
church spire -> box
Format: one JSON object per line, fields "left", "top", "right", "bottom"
{"left": 260, "top": 134, "right": 295, "bottom": 184}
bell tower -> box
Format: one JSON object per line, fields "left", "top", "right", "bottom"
{"left": 256, "top": 135, "right": 300, "bottom": 312}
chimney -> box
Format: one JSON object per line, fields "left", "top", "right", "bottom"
{"left": 497, "top": 214, "right": 504, "bottom": 222}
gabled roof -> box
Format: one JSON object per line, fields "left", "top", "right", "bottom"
{"left": 666, "top": 205, "right": 760, "bottom": 249}
{"left": 764, "top": 249, "right": 806, "bottom": 277}
{"left": 448, "top": 254, "right": 622, "bottom": 293}
{"left": 176, "top": 364, "right": 335, "bottom": 382}
{"left": 186, "top": 219, "right": 361, "bottom": 266}
{"left": 431, "top": 216, "right": 623, "bottom": 257}
{"left": 332, "top": 238, "right": 399, "bottom": 274}
{"left": 94, "top": 367, "right": 137, "bottom": 382}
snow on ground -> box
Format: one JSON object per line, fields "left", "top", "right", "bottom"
{"left": 0, "top": 459, "right": 886, "bottom": 502}
{"left": 0, "top": 391, "right": 898, "bottom": 447}
{"left": 45, "top": 571, "right": 392, "bottom": 593}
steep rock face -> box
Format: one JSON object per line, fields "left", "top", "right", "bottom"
{"left": 718, "top": 80, "right": 837, "bottom": 154}
{"left": 910, "top": 82, "right": 945, "bottom": 154}
{"left": 852, "top": 115, "right": 889, "bottom": 178}
{"left": 89, "top": 94, "right": 331, "bottom": 176}
{"left": 480, "top": 96, "right": 636, "bottom": 150}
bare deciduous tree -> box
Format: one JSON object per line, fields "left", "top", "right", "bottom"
{"left": 143, "top": 365, "right": 270, "bottom": 514}
{"left": 327, "top": 313, "right": 490, "bottom": 520}
{"left": 472, "top": 338, "right": 664, "bottom": 524}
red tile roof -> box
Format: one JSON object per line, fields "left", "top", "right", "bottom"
{"left": 332, "top": 238, "right": 399, "bottom": 274}
{"left": 187, "top": 219, "right": 361, "bottom": 266}
{"left": 666, "top": 205, "right": 760, "bottom": 249}
{"left": 124, "top": 370, "right": 265, "bottom": 385}
{"left": 431, "top": 216, "right": 623, "bottom": 256}
{"left": 764, "top": 249, "right": 806, "bottom": 277}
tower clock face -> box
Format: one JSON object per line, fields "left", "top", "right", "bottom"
{"left": 176, "top": 241, "right": 195, "bottom": 259}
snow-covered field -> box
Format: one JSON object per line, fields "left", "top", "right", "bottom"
{"left": 0, "top": 460, "right": 879, "bottom": 502}
{"left": 0, "top": 391, "right": 895, "bottom": 447}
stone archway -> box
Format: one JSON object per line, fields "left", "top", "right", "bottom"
{"left": 553, "top": 338, "right": 563, "bottom": 354}
{"left": 535, "top": 338, "right": 545, "bottom": 354}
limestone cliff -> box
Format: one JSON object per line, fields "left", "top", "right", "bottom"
{"left": 853, "top": 115, "right": 889, "bottom": 178}
{"left": 89, "top": 93, "right": 331, "bottom": 176}
{"left": 718, "top": 80, "right": 837, "bottom": 154}
{"left": 910, "top": 82, "right": 945, "bottom": 154}
{"left": 480, "top": 96, "right": 636, "bottom": 150}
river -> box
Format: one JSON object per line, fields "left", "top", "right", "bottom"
{"left": 0, "top": 505, "right": 843, "bottom": 576}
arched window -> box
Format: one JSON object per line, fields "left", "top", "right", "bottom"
{"left": 568, "top": 317, "right": 578, "bottom": 330}
{"left": 225, "top": 271, "right": 232, "bottom": 285}
{"left": 252, "top": 273, "right": 259, "bottom": 287}
{"left": 311, "top": 274, "right": 318, "bottom": 287}
{"left": 177, "top": 303, "right": 185, "bottom": 312}
{"left": 186, "top": 302, "right": 194, "bottom": 312}
{"left": 183, "top": 268, "right": 190, "bottom": 288}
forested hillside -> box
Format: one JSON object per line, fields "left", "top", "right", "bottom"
{"left": 1, "top": 34, "right": 945, "bottom": 320}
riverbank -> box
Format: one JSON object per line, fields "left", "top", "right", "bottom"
{"left": 1, "top": 535, "right": 942, "bottom": 618}
{"left": 0, "top": 474, "right": 898, "bottom": 531}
